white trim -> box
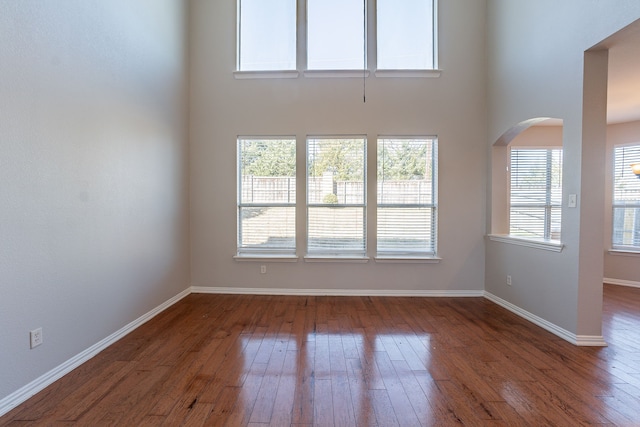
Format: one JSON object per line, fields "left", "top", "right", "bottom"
{"left": 233, "top": 70, "right": 299, "bottom": 79}
{"left": 303, "top": 69, "right": 370, "bottom": 78}
{"left": 487, "top": 234, "right": 564, "bottom": 252}
{"left": 374, "top": 69, "right": 442, "bottom": 78}
{"left": 0, "top": 288, "right": 191, "bottom": 418}
{"left": 374, "top": 256, "right": 441, "bottom": 264}
{"left": 192, "top": 286, "right": 483, "bottom": 297}
{"left": 604, "top": 278, "right": 640, "bottom": 289}
{"left": 234, "top": 255, "right": 299, "bottom": 263}
{"left": 483, "top": 292, "right": 607, "bottom": 347}
{"left": 607, "top": 248, "right": 640, "bottom": 257}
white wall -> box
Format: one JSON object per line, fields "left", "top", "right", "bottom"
{"left": 605, "top": 120, "right": 640, "bottom": 283}
{"left": 0, "top": 0, "right": 190, "bottom": 401}
{"left": 189, "top": 0, "right": 488, "bottom": 292}
{"left": 486, "top": 1, "right": 640, "bottom": 341}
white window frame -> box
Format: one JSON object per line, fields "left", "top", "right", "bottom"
{"left": 509, "top": 147, "right": 563, "bottom": 242}
{"left": 306, "top": 136, "right": 367, "bottom": 258}
{"left": 235, "top": 0, "right": 298, "bottom": 78}
{"left": 376, "top": 136, "right": 438, "bottom": 258}
{"left": 612, "top": 143, "right": 640, "bottom": 251}
{"left": 235, "top": 0, "right": 440, "bottom": 79}
{"left": 237, "top": 136, "right": 297, "bottom": 258}
{"left": 375, "top": 0, "right": 437, "bottom": 73}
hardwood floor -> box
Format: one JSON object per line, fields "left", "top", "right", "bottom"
{"left": 2, "top": 284, "right": 640, "bottom": 426}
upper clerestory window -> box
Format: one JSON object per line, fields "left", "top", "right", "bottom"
{"left": 236, "top": 0, "right": 438, "bottom": 76}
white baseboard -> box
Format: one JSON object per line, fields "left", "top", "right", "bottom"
{"left": 483, "top": 292, "right": 607, "bottom": 347}
{"left": 604, "top": 277, "right": 640, "bottom": 289}
{"left": 191, "top": 286, "right": 484, "bottom": 297}
{"left": 0, "top": 287, "right": 191, "bottom": 418}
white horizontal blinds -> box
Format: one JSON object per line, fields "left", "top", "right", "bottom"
{"left": 237, "top": 0, "right": 296, "bottom": 71}
{"left": 307, "top": 137, "right": 366, "bottom": 256}
{"left": 307, "top": 0, "right": 365, "bottom": 70}
{"left": 510, "top": 148, "right": 562, "bottom": 241}
{"left": 238, "top": 137, "right": 296, "bottom": 255}
{"left": 377, "top": 0, "right": 435, "bottom": 70}
{"left": 613, "top": 144, "right": 640, "bottom": 249}
{"left": 377, "top": 138, "right": 437, "bottom": 255}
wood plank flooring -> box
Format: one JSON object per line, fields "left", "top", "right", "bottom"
{"left": 2, "top": 284, "right": 640, "bottom": 426}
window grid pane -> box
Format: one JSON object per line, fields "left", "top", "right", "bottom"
{"left": 377, "top": 138, "right": 437, "bottom": 255}
{"left": 613, "top": 145, "right": 640, "bottom": 249}
{"left": 238, "top": 0, "right": 296, "bottom": 71}
{"left": 307, "top": 137, "right": 366, "bottom": 256}
{"left": 307, "top": 0, "right": 366, "bottom": 70}
{"left": 238, "top": 137, "right": 296, "bottom": 255}
{"left": 377, "top": 0, "right": 435, "bottom": 70}
{"left": 509, "top": 148, "right": 562, "bottom": 240}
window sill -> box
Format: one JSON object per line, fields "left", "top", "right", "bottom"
{"left": 608, "top": 248, "right": 640, "bottom": 257}
{"left": 234, "top": 255, "right": 299, "bottom": 262}
{"left": 375, "top": 256, "right": 441, "bottom": 264}
{"left": 375, "top": 69, "right": 442, "bottom": 78}
{"left": 303, "top": 70, "right": 370, "bottom": 79}
{"left": 304, "top": 256, "right": 370, "bottom": 263}
{"left": 487, "top": 234, "right": 564, "bottom": 253}
{"left": 233, "top": 70, "right": 299, "bottom": 79}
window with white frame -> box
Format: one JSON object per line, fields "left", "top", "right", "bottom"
{"left": 236, "top": 0, "right": 438, "bottom": 73}
{"left": 612, "top": 144, "right": 640, "bottom": 250}
{"left": 237, "top": 137, "right": 296, "bottom": 255}
{"left": 307, "top": 0, "right": 366, "bottom": 70}
{"left": 237, "top": 0, "right": 296, "bottom": 71}
{"left": 377, "top": 0, "right": 436, "bottom": 70}
{"left": 509, "top": 148, "right": 563, "bottom": 241}
{"left": 377, "top": 137, "right": 437, "bottom": 256}
{"left": 307, "top": 137, "right": 366, "bottom": 256}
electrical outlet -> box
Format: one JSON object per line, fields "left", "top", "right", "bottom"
{"left": 30, "top": 328, "right": 43, "bottom": 348}
{"left": 260, "top": 265, "right": 266, "bottom": 274}
{"left": 506, "top": 275, "right": 512, "bottom": 286}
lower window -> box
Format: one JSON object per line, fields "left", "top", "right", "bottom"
{"left": 613, "top": 144, "right": 640, "bottom": 250}
{"left": 377, "top": 137, "right": 438, "bottom": 256}
{"left": 509, "top": 148, "right": 562, "bottom": 241}
{"left": 237, "top": 137, "right": 296, "bottom": 256}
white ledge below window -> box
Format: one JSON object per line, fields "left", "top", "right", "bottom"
{"left": 487, "top": 234, "right": 564, "bottom": 252}
{"left": 234, "top": 255, "right": 299, "bottom": 262}
{"left": 233, "top": 70, "right": 299, "bottom": 79}
{"left": 304, "top": 256, "right": 370, "bottom": 263}
{"left": 375, "top": 69, "right": 442, "bottom": 78}
{"left": 375, "top": 256, "right": 441, "bottom": 264}
{"left": 608, "top": 248, "right": 640, "bottom": 257}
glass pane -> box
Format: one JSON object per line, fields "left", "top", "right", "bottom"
{"left": 377, "top": 137, "right": 436, "bottom": 255}
{"left": 308, "top": 207, "right": 365, "bottom": 254}
{"left": 510, "top": 148, "right": 562, "bottom": 240}
{"left": 238, "top": 0, "right": 296, "bottom": 71}
{"left": 377, "top": 0, "right": 434, "bottom": 70}
{"left": 377, "top": 138, "right": 434, "bottom": 204}
{"left": 612, "top": 207, "right": 640, "bottom": 247}
{"left": 238, "top": 137, "right": 296, "bottom": 255}
{"left": 307, "top": 137, "right": 365, "bottom": 205}
{"left": 377, "top": 207, "right": 435, "bottom": 254}
{"left": 239, "top": 207, "right": 296, "bottom": 252}
{"left": 307, "top": 0, "right": 365, "bottom": 70}
{"left": 509, "top": 207, "right": 546, "bottom": 239}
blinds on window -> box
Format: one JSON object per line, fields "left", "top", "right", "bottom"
{"left": 237, "top": 137, "right": 296, "bottom": 255}
{"left": 613, "top": 144, "right": 640, "bottom": 249}
{"left": 509, "top": 148, "right": 562, "bottom": 241}
{"left": 377, "top": 138, "right": 437, "bottom": 256}
{"left": 307, "top": 137, "right": 366, "bottom": 256}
